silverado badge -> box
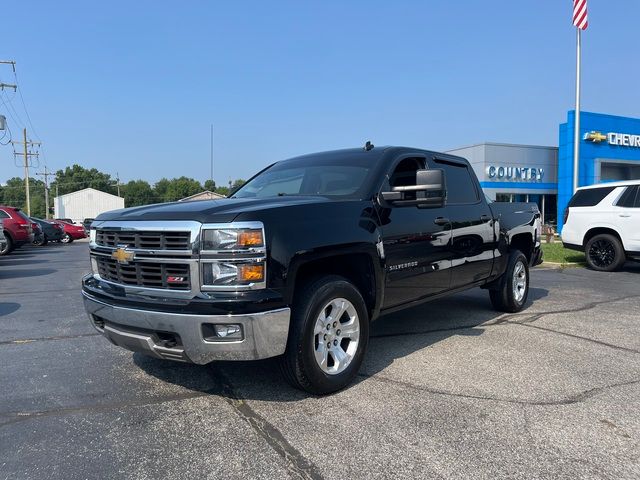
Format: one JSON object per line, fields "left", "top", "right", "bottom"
{"left": 112, "top": 247, "right": 135, "bottom": 264}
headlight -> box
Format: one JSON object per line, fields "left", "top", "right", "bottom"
{"left": 90, "top": 257, "right": 99, "bottom": 275}
{"left": 201, "top": 227, "right": 264, "bottom": 251}
{"left": 200, "top": 222, "right": 266, "bottom": 290}
{"left": 89, "top": 229, "right": 97, "bottom": 243}
{"left": 201, "top": 260, "right": 266, "bottom": 289}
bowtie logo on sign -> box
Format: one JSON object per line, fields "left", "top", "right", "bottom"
{"left": 486, "top": 166, "right": 545, "bottom": 182}
{"left": 584, "top": 131, "right": 640, "bottom": 148}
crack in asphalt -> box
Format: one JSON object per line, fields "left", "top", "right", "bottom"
{"left": 0, "top": 390, "right": 216, "bottom": 428}
{"left": 0, "top": 332, "right": 101, "bottom": 346}
{"left": 208, "top": 367, "right": 324, "bottom": 480}
{"left": 358, "top": 372, "right": 640, "bottom": 407}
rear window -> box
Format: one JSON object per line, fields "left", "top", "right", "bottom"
{"left": 616, "top": 185, "right": 639, "bottom": 208}
{"left": 16, "top": 210, "right": 32, "bottom": 222}
{"left": 568, "top": 186, "right": 616, "bottom": 207}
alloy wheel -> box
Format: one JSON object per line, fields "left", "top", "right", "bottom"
{"left": 312, "top": 298, "right": 360, "bottom": 375}
{"left": 512, "top": 260, "right": 527, "bottom": 303}
{"left": 588, "top": 239, "right": 615, "bottom": 268}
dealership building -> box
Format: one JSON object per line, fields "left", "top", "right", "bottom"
{"left": 447, "top": 110, "right": 640, "bottom": 230}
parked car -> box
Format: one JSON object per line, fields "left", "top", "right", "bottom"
{"left": 0, "top": 205, "right": 34, "bottom": 255}
{"left": 53, "top": 220, "right": 88, "bottom": 243}
{"left": 0, "top": 219, "right": 6, "bottom": 253}
{"left": 31, "top": 221, "right": 45, "bottom": 246}
{"left": 31, "top": 217, "right": 64, "bottom": 245}
{"left": 562, "top": 180, "right": 640, "bottom": 271}
{"left": 82, "top": 218, "right": 95, "bottom": 231}
{"left": 83, "top": 145, "right": 542, "bottom": 394}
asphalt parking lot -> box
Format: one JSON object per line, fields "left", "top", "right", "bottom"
{"left": 1, "top": 242, "right": 639, "bottom": 480}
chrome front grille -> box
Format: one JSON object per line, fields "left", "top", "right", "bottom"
{"left": 96, "top": 256, "right": 191, "bottom": 290}
{"left": 96, "top": 230, "right": 190, "bottom": 250}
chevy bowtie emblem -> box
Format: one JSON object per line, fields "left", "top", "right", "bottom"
{"left": 584, "top": 131, "right": 607, "bottom": 143}
{"left": 112, "top": 247, "right": 135, "bottom": 264}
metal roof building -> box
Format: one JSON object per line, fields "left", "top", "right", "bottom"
{"left": 54, "top": 188, "right": 124, "bottom": 223}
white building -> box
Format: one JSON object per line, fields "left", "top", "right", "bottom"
{"left": 54, "top": 188, "right": 124, "bottom": 223}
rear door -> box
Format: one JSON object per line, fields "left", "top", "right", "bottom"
{"left": 427, "top": 157, "right": 496, "bottom": 288}
{"left": 614, "top": 185, "right": 640, "bottom": 252}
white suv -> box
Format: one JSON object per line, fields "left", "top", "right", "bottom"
{"left": 562, "top": 180, "right": 640, "bottom": 271}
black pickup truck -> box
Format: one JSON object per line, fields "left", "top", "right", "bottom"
{"left": 82, "top": 145, "right": 542, "bottom": 394}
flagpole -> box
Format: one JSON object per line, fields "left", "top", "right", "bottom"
{"left": 573, "top": 27, "right": 581, "bottom": 194}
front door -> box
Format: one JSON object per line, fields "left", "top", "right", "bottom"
{"left": 378, "top": 156, "right": 452, "bottom": 309}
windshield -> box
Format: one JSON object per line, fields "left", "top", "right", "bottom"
{"left": 232, "top": 163, "right": 372, "bottom": 199}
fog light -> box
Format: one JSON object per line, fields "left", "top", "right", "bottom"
{"left": 213, "top": 324, "right": 242, "bottom": 338}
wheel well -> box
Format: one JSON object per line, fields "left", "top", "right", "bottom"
{"left": 293, "top": 254, "right": 377, "bottom": 318}
{"left": 582, "top": 227, "right": 623, "bottom": 248}
{"left": 510, "top": 233, "right": 533, "bottom": 262}
{"left": 2, "top": 229, "right": 13, "bottom": 242}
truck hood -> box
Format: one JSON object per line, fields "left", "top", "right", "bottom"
{"left": 95, "top": 196, "right": 332, "bottom": 223}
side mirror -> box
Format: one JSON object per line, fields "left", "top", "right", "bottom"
{"left": 380, "top": 169, "right": 446, "bottom": 208}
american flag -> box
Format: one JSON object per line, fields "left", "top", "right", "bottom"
{"left": 573, "top": 0, "right": 589, "bottom": 30}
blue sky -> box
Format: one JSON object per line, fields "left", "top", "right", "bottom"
{"left": 1, "top": 0, "right": 639, "bottom": 186}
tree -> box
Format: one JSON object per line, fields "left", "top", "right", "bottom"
{"left": 153, "top": 177, "right": 203, "bottom": 202}
{"left": 0, "top": 177, "right": 47, "bottom": 218}
{"left": 51, "top": 165, "right": 116, "bottom": 197}
{"left": 121, "top": 180, "right": 156, "bottom": 207}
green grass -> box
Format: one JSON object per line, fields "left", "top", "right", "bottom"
{"left": 541, "top": 242, "right": 585, "bottom": 265}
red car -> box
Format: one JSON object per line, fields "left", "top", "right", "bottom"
{"left": 0, "top": 205, "right": 34, "bottom": 255}
{"left": 52, "top": 220, "right": 87, "bottom": 243}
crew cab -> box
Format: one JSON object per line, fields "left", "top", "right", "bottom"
{"left": 82, "top": 146, "right": 542, "bottom": 394}
{"left": 0, "top": 206, "right": 34, "bottom": 255}
{"left": 562, "top": 180, "right": 640, "bottom": 271}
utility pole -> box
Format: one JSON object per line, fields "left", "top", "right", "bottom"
{"left": 113, "top": 172, "right": 121, "bottom": 197}
{"left": 11, "top": 128, "right": 40, "bottom": 216}
{"left": 0, "top": 61, "right": 17, "bottom": 92}
{"left": 37, "top": 165, "right": 55, "bottom": 219}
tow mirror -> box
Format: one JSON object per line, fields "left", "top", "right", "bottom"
{"left": 380, "top": 169, "right": 445, "bottom": 208}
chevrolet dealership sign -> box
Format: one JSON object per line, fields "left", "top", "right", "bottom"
{"left": 584, "top": 130, "right": 640, "bottom": 147}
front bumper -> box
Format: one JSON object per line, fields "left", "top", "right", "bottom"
{"left": 82, "top": 290, "right": 291, "bottom": 363}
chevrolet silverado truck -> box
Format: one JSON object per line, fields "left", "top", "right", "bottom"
{"left": 82, "top": 146, "right": 542, "bottom": 394}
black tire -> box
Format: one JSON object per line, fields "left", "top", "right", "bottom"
{"left": 61, "top": 233, "right": 73, "bottom": 244}
{"left": 489, "top": 250, "right": 529, "bottom": 313}
{"left": 585, "top": 234, "right": 625, "bottom": 272}
{"left": 280, "top": 275, "right": 370, "bottom": 395}
{"left": 34, "top": 235, "right": 48, "bottom": 246}
{"left": 0, "top": 233, "right": 13, "bottom": 256}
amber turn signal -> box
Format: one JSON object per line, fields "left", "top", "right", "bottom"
{"left": 237, "top": 230, "right": 264, "bottom": 247}
{"left": 238, "top": 264, "right": 265, "bottom": 282}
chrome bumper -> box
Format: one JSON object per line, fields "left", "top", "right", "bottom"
{"left": 82, "top": 291, "right": 290, "bottom": 363}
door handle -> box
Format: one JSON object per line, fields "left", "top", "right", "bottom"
{"left": 480, "top": 215, "right": 492, "bottom": 222}
{"left": 619, "top": 214, "right": 631, "bottom": 218}
{"left": 434, "top": 217, "right": 451, "bottom": 226}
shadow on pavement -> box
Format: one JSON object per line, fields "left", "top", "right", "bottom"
{"left": 0, "top": 259, "right": 49, "bottom": 267}
{"left": 134, "top": 287, "right": 549, "bottom": 401}
{"left": 0, "top": 302, "right": 21, "bottom": 316}
{"left": 0, "top": 268, "right": 57, "bottom": 279}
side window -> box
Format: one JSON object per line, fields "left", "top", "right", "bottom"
{"left": 0, "top": 210, "right": 10, "bottom": 219}
{"left": 616, "top": 186, "right": 639, "bottom": 208}
{"left": 386, "top": 157, "right": 426, "bottom": 201}
{"left": 433, "top": 159, "right": 478, "bottom": 204}
{"left": 568, "top": 186, "right": 616, "bottom": 207}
